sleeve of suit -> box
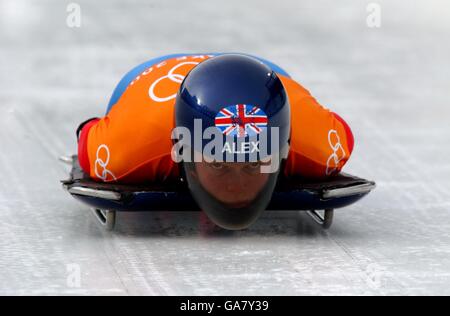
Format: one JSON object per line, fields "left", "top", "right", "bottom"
{"left": 77, "top": 117, "right": 101, "bottom": 176}
{"left": 280, "top": 76, "right": 355, "bottom": 179}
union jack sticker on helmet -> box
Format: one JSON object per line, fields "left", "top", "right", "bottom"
{"left": 214, "top": 104, "right": 268, "bottom": 138}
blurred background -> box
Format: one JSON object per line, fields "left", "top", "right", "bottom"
{"left": 0, "top": 0, "right": 449, "bottom": 295}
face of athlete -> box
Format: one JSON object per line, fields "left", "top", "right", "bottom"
{"left": 192, "top": 161, "right": 271, "bottom": 209}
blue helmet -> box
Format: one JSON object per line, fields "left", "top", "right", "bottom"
{"left": 174, "top": 54, "right": 291, "bottom": 230}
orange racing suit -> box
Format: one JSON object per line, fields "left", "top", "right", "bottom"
{"left": 77, "top": 53, "right": 354, "bottom": 184}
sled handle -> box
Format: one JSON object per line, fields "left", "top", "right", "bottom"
{"left": 65, "top": 186, "right": 122, "bottom": 201}
{"left": 322, "top": 182, "right": 376, "bottom": 199}
{"left": 59, "top": 155, "right": 74, "bottom": 165}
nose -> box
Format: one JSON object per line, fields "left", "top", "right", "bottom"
{"left": 225, "top": 183, "right": 244, "bottom": 194}
{"left": 223, "top": 170, "right": 247, "bottom": 193}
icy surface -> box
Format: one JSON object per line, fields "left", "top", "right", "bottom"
{"left": 0, "top": 0, "right": 449, "bottom": 295}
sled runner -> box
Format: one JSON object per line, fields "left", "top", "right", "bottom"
{"left": 60, "top": 155, "right": 375, "bottom": 230}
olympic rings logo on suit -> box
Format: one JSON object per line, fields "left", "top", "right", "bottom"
{"left": 147, "top": 55, "right": 213, "bottom": 103}
{"left": 326, "top": 129, "right": 346, "bottom": 176}
{"left": 148, "top": 61, "right": 200, "bottom": 103}
{"left": 94, "top": 144, "right": 117, "bottom": 181}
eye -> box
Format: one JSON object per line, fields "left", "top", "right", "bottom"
{"left": 210, "top": 162, "right": 225, "bottom": 170}
{"left": 245, "top": 162, "right": 261, "bottom": 172}
{"left": 248, "top": 162, "right": 261, "bottom": 168}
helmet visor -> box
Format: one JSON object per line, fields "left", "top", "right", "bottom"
{"left": 182, "top": 159, "right": 281, "bottom": 230}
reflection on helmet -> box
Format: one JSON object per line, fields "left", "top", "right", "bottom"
{"left": 174, "top": 54, "right": 291, "bottom": 230}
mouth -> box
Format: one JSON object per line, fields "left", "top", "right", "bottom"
{"left": 225, "top": 200, "right": 251, "bottom": 209}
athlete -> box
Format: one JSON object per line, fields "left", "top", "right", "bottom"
{"left": 76, "top": 53, "right": 354, "bottom": 229}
